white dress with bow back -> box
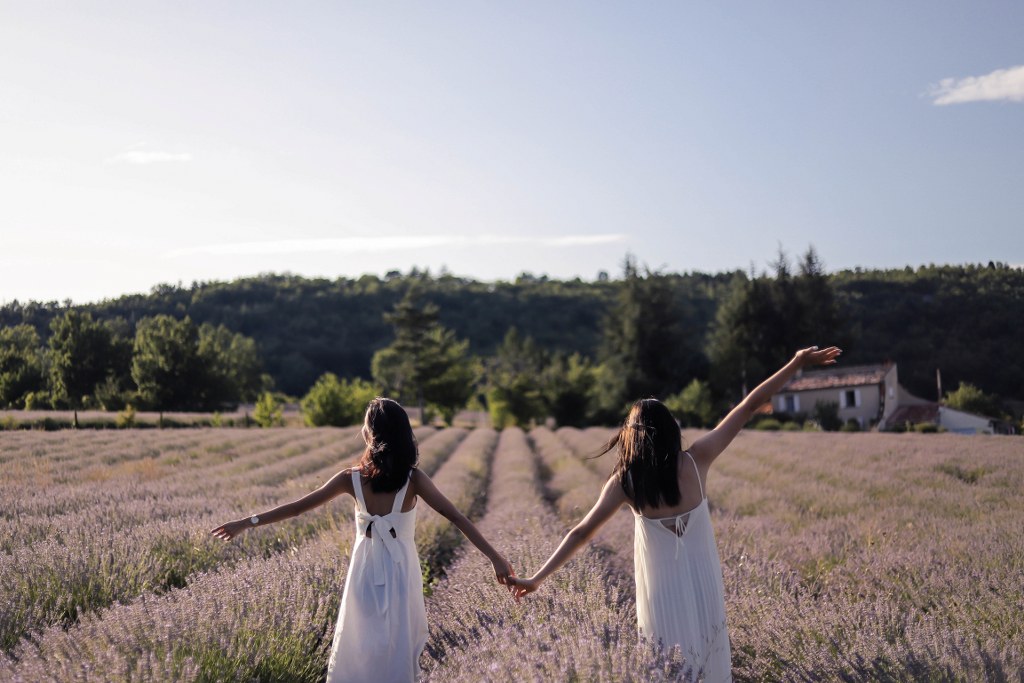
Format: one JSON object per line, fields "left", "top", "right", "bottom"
{"left": 325, "top": 470, "right": 428, "bottom": 683}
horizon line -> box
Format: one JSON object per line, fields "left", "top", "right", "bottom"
{"left": 3, "top": 260, "right": 1021, "bottom": 307}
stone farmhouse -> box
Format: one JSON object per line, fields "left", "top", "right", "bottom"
{"left": 775, "top": 363, "right": 899, "bottom": 429}
{"left": 775, "top": 362, "right": 1001, "bottom": 434}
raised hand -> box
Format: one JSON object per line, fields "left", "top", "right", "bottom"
{"left": 210, "top": 519, "right": 248, "bottom": 541}
{"left": 795, "top": 346, "right": 842, "bottom": 368}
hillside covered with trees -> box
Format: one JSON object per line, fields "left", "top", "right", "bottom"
{"left": 2, "top": 254, "right": 1022, "bottom": 426}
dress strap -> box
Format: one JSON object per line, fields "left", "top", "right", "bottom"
{"left": 352, "top": 469, "right": 367, "bottom": 511}
{"left": 685, "top": 450, "right": 705, "bottom": 500}
{"left": 390, "top": 472, "right": 412, "bottom": 515}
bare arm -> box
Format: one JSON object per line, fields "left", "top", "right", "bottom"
{"left": 211, "top": 468, "right": 353, "bottom": 541}
{"left": 690, "top": 346, "right": 841, "bottom": 468}
{"left": 413, "top": 469, "right": 514, "bottom": 584}
{"left": 508, "top": 475, "right": 628, "bottom": 598}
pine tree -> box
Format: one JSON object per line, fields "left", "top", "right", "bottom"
{"left": 597, "top": 255, "right": 696, "bottom": 414}
{"left": 373, "top": 289, "right": 473, "bottom": 424}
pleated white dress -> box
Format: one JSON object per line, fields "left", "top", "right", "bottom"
{"left": 325, "top": 470, "right": 428, "bottom": 683}
{"left": 632, "top": 452, "right": 732, "bottom": 682}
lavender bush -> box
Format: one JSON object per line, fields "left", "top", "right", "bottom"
{"left": 0, "top": 427, "right": 478, "bottom": 681}
{"left": 1, "top": 427, "right": 1021, "bottom": 681}
{"left": 0, "top": 427, "right": 439, "bottom": 651}
{"left": 421, "top": 428, "right": 689, "bottom": 682}
{"left": 529, "top": 427, "right": 634, "bottom": 568}
{"left": 414, "top": 428, "right": 498, "bottom": 586}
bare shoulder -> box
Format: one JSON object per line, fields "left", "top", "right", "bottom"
{"left": 686, "top": 430, "right": 727, "bottom": 469}
{"left": 600, "top": 473, "right": 628, "bottom": 503}
{"left": 680, "top": 448, "right": 710, "bottom": 486}
{"left": 409, "top": 467, "right": 431, "bottom": 494}
{"left": 323, "top": 467, "right": 355, "bottom": 494}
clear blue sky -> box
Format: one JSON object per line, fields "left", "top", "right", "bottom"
{"left": 2, "top": 1, "right": 1022, "bottom": 303}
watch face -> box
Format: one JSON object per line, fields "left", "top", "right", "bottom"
{"left": 250, "top": 515, "right": 259, "bottom": 525}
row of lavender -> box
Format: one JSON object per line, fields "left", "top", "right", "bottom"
{"left": 3, "top": 427, "right": 1021, "bottom": 680}
{"left": 3, "top": 428, "right": 360, "bottom": 653}
{"left": 0, "top": 427, "right": 497, "bottom": 680}
{"left": 554, "top": 427, "right": 1024, "bottom": 681}
{"left": 419, "top": 427, "right": 687, "bottom": 681}
{"left": 0, "top": 426, "right": 458, "bottom": 655}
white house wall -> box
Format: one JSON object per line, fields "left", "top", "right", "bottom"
{"left": 939, "top": 407, "right": 993, "bottom": 435}
{"left": 777, "top": 385, "right": 882, "bottom": 427}
{"left": 882, "top": 365, "right": 899, "bottom": 422}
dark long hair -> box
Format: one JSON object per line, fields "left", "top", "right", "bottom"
{"left": 357, "top": 397, "right": 419, "bottom": 493}
{"left": 603, "top": 398, "right": 683, "bottom": 511}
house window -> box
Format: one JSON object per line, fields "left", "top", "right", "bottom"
{"left": 783, "top": 395, "right": 798, "bottom": 413}
{"left": 841, "top": 389, "right": 861, "bottom": 409}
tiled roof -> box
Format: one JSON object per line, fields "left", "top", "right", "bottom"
{"left": 887, "top": 404, "right": 940, "bottom": 425}
{"left": 783, "top": 364, "right": 890, "bottom": 392}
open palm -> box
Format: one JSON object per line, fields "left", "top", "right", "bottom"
{"left": 796, "top": 346, "right": 842, "bottom": 367}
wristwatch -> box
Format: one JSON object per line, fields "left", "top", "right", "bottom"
{"left": 250, "top": 515, "right": 260, "bottom": 526}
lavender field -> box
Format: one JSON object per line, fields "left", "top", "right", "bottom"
{"left": 1, "top": 427, "right": 1021, "bottom": 682}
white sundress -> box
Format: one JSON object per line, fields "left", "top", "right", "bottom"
{"left": 632, "top": 452, "right": 732, "bottom": 682}
{"left": 326, "top": 470, "right": 428, "bottom": 683}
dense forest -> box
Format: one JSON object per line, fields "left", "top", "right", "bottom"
{"left": 2, "top": 258, "right": 1022, "bottom": 417}
{"left": 0, "top": 269, "right": 734, "bottom": 396}
{"left": 832, "top": 264, "right": 1024, "bottom": 403}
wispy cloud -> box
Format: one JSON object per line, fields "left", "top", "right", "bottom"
{"left": 106, "top": 151, "right": 193, "bottom": 165}
{"left": 164, "top": 234, "right": 626, "bottom": 258}
{"left": 928, "top": 64, "right": 1024, "bottom": 105}
{"left": 544, "top": 234, "right": 626, "bottom": 246}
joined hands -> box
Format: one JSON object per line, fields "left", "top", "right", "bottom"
{"left": 492, "top": 556, "right": 517, "bottom": 593}
{"left": 505, "top": 575, "right": 540, "bottom": 600}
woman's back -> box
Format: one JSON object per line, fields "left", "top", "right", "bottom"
{"left": 631, "top": 452, "right": 732, "bottom": 683}
{"left": 326, "top": 469, "right": 428, "bottom": 683}
{"left": 630, "top": 448, "right": 707, "bottom": 523}
{"left": 358, "top": 475, "right": 419, "bottom": 516}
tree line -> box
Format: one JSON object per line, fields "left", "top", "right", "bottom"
{"left": 0, "top": 311, "right": 264, "bottom": 424}
{"left": 2, "top": 252, "right": 1022, "bottom": 428}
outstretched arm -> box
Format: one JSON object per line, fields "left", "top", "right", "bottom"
{"left": 508, "top": 475, "right": 628, "bottom": 598}
{"left": 413, "top": 469, "right": 514, "bottom": 585}
{"left": 690, "top": 345, "right": 841, "bottom": 468}
{"left": 211, "top": 468, "right": 354, "bottom": 541}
